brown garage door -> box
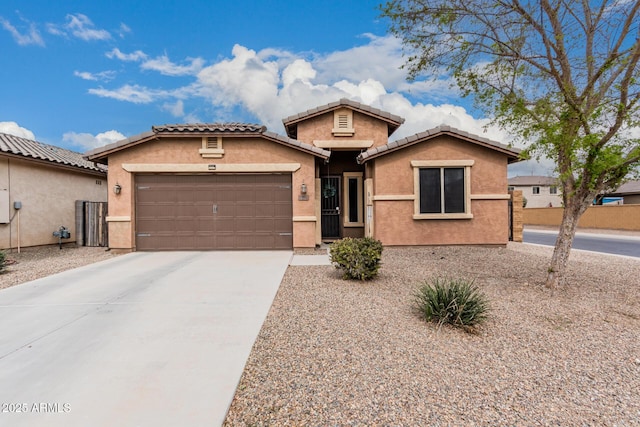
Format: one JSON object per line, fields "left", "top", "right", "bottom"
{"left": 135, "top": 174, "right": 292, "bottom": 250}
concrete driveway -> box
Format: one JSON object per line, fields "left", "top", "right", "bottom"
{"left": 0, "top": 251, "right": 292, "bottom": 427}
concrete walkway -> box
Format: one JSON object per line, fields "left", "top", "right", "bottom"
{"left": 0, "top": 251, "right": 291, "bottom": 427}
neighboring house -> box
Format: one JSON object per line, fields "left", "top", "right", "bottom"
{"left": 508, "top": 175, "right": 562, "bottom": 207}
{"left": 85, "top": 99, "right": 520, "bottom": 251}
{"left": 602, "top": 180, "right": 640, "bottom": 204}
{"left": 0, "top": 133, "right": 107, "bottom": 249}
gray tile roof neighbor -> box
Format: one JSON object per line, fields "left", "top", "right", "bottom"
{"left": 608, "top": 179, "right": 640, "bottom": 195}
{"left": 508, "top": 175, "right": 559, "bottom": 186}
{"left": 357, "top": 125, "right": 521, "bottom": 163}
{"left": 0, "top": 132, "right": 106, "bottom": 173}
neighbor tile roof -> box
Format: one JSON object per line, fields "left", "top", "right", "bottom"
{"left": 85, "top": 123, "right": 330, "bottom": 162}
{"left": 282, "top": 98, "right": 405, "bottom": 137}
{"left": 357, "top": 125, "right": 521, "bottom": 164}
{"left": 607, "top": 179, "right": 640, "bottom": 195}
{"left": 0, "top": 132, "right": 106, "bottom": 173}
{"left": 508, "top": 175, "right": 559, "bottom": 186}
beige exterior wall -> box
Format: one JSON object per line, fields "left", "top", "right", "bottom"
{"left": 511, "top": 184, "right": 562, "bottom": 208}
{"left": 371, "top": 136, "right": 511, "bottom": 245}
{"left": 524, "top": 205, "right": 640, "bottom": 231}
{"left": 0, "top": 156, "right": 107, "bottom": 249}
{"left": 105, "top": 136, "right": 318, "bottom": 250}
{"left": 295, "top": 111, "right": 390, "bottom": 148}
{"left": 623, "top": 195, "right": 640, "bottom": 204}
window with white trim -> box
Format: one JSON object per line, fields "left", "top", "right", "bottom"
{"left": 343, "top": 172, "right": 363, "bottom": 226}
{"left": 532, "top": 186, "right": 540, "bottom": 195}
{"left": 412, "top": 160, "right": 473, "bottom": 219}
{"left": 549, "top": 185, "right": 558, "bottom": 194}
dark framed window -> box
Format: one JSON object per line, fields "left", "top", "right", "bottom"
{"left": 419, "top": 167, "right": 466, "bottom": 214}
{"left": 549, "top": 185, "right": 558, "bottom": 194}
{"left": 532, "top": 186, "right": 540, "bottom": 195}
{"left": 343, "top": 172, "right": 363, "bottom": 226}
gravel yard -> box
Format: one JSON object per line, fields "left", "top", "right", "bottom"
{"left": 225, "top": 244, "right": 640, "bottom": 426}
{"left": 0, "top": 244, "right": 119, "bottom": 290}
{"left": 2, "top": 243, "right": 638, "bottom": 425}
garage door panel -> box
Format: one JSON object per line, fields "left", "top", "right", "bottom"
{"left": 254, "top": 218, "right": 275, "bottom": 232}
{"left": 138, "top": 219, "right": 175, "bottom": 233}
{"left": 236, "top": 203, "right": 256, "bottom": 217}
{"left": 254, "top": 204, "right": 275, "bottom": 217}
{"left": 136, "top": 174, "right": 292, "bottom": 250}
{"left": 274, "top": 204, "right": 292, "bottom": 217}
{"left": 235, "top": 218, "right": 255, "bottom": 232}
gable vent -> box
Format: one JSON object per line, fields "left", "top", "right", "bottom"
{"left": 206, "top": 137, "right": 219, "bottom": 149}
{"left": 338, "top": 114, "right": 349, "bottom": 129}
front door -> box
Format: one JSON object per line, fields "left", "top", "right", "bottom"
{"left": 321, "top": 176, "right": 340, "bottom": 239}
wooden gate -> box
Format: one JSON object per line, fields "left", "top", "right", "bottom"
{"left": 75, "top": 201, "right": 108, "bottom": 247}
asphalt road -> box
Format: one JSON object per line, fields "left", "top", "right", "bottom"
{"left": 523, "top": 229, "right": 640, "bottom": 258}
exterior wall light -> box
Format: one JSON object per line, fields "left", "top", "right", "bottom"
{"left": 113, "top": 183, "right": 122, "bottom": 195}
{"left": 301, "top": 183, "right": 307, "bottom": 195}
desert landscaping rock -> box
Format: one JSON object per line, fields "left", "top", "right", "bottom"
{"left": 225, "top": 244, "right": 640, "bottom": 426}
{"left": 2, "top": 243, "right": 638, "bottom": 425}
{"left": 0, "top": 245, "right": 119, "bottom": 290}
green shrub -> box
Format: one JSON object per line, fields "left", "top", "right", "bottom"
{"left": 0, "top": 251, "right": 6, "bottom": 274}
{"left": 329, "top": 237, "right": 383, "bottom": 281}
{"left": 414, "top": 277, "right": 490, "bottom": 330}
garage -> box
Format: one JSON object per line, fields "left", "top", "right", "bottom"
{"left": 135, "top": 174, "right": 293, "bottom": 250}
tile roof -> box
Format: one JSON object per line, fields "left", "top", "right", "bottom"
{"left": 357, "top": 125, "right": 522, "bottom": 164}
{"left": 0, "top": 132, "right": 106, "bottom": 173}
{"left": 282, "top": 98, "right": 405, "bottom": 138}
{"left": 607, "top": 179, "right": 640, "bottom": 195}
{"left": 508, "top": 175, "right": 559, "bottom": 186}
{"left": 85, "top": 123, "right": 330, "bottom": 162}
{"left": 152, "top": 123, "right": 267, "bottom": 133}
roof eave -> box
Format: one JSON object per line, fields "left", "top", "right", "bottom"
{"left": 84, "top": 131, "right": 157, "bottom": 162}
{"left": 357, "top": 128, "right": 521, "bottom": 164}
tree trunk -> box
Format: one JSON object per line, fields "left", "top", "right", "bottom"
{"left": 545, "top": 199, "right": 588, "bottom": 288}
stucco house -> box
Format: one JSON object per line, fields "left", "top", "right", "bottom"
{"left": 1, "top": 132, "right": 107, "bottom": 249}
{"left": 602, "top": 179, "right": 640, "bottom": 204}
{"left": 508, "top": 175, "right": 562, "bottom": 207}
{"left": 85, "top": 99, "right": 520, "bottom": 251}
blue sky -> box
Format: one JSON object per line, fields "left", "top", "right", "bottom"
{"left": 0, "top": 0, "right": 548, "bottom": 176}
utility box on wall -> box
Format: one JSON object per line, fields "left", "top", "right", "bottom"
{"left": 0, "top": 190, "right": 9, "bottom": 224}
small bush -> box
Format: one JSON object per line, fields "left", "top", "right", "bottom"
{"left": 329, "top": 237, "right": 383, "bottom": 281}
{"left": 0, "top": 251, "right": 6, "bottom": 274}
{"left": 414, "top": 277, "right": 490, "bottom": 330}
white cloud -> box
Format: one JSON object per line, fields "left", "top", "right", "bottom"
{"left": 74, "top": 70, "right": 115, "bottom": 82}
{"left": 141, "top": 54, "right": 205, "bottom": 76}
{"left": 0, "top": 122, "right": 36, "bottom": 140}
{"left": 191, "top": 42, "right": 493, "bottom": 139}
{"left": 118, "top": 23, "right": 131, "bottom": 38}
{"left": 62, "top": 130, "right": 125, "bottom": 150}
{"left": 0, "top": 16, "right": 44, "bottom": 46}
{"left": 88, "top": 36, "right": 544, "bottom": 172}
{"left": 64, "top": 14, "right": 111, "bottom": 41}
{"left": 106, "top": 47, "right": 147, "bottom": 62}
{"left": 87, "top": 84, "right": 191, "bottom": 104}
{"left": 162, "top": 100, "right": 184, "bottom": 117}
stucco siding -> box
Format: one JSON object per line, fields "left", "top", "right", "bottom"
{"left": 296, "top": 111, "right": 390, "bottom": 148}
{"left": 0, "top": 157, "right": 107, "bottom": 249}
{"left": 106, "top": 136, "right": 317, "bottom": 250}
{"left": 512, "top": 185, "right": 563, "bottom": 208}
{"left": 371, "top": 136, "right": 510, "bottom": 245}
